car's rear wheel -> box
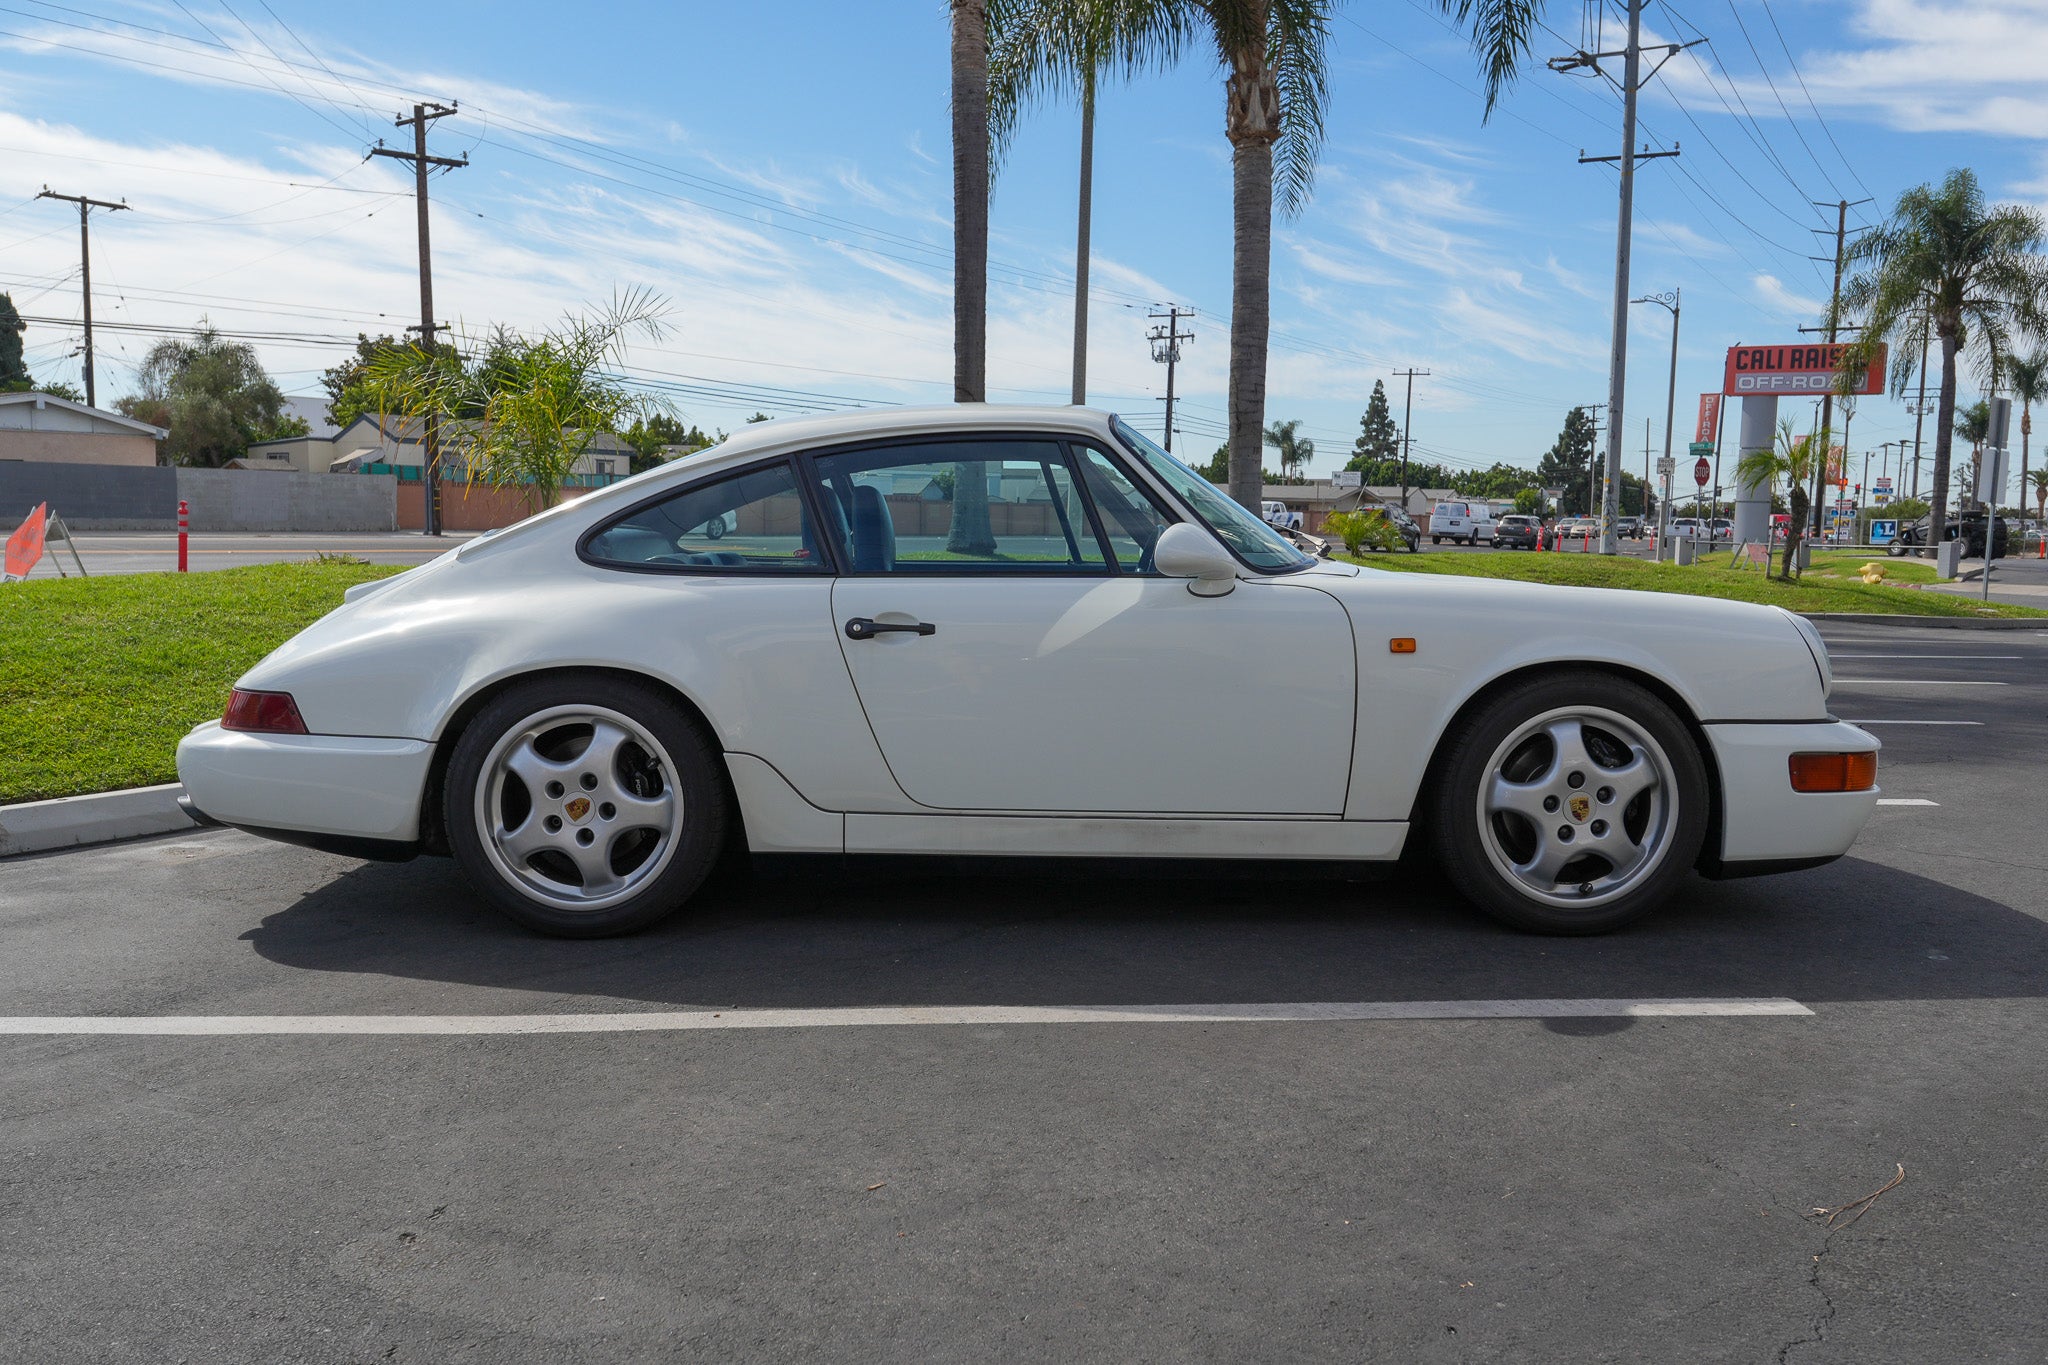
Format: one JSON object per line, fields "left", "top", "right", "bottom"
{"left": 446, "top": 676, "right": 728, "bottom": 937}
{"left": 1428, "top": 672, "right": 1707, "bottom": 934}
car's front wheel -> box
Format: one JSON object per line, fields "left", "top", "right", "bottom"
{"left": 446, "top": 676, "right": 728, "bottom": 937}
{"left": 1427, "top": 671, "right": 1707, "bottom": 934}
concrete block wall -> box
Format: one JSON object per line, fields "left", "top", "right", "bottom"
{"left": 0, "top": 462, "right": 177, "bottom": 529}
{"left": 175, "top": 468, "right": 397, "bottom": 532}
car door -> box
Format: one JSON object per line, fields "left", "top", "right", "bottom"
{"left": 810, "top": 434, "right": 1356, "bottom": 815}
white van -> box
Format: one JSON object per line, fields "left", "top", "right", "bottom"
{"left": 1429, "top": 499, "right": 1495, "bottom": 546}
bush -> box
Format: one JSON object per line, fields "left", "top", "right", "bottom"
{"left": 1324, "top": 509, "right": 1404, "bottom": 554}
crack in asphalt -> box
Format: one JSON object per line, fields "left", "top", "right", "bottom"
{"left": 1777, "top": 1223, "right": 1842, "bottom": 1364}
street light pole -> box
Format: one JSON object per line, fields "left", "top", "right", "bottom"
{"left": 1632, "top": 289, "right": 1680, "bottom": 555}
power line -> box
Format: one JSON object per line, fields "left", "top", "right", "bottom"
{"left": 1716, "top": 0, "right": 1844, "bottom": 201}
{"left": 1755, "top": 0, "right": 1874, "bottom": 202}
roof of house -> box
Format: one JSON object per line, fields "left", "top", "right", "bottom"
{"left": 0, "top": 390, "right": 168, "bottom": 438}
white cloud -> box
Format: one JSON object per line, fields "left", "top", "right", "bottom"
{"left": 1751, "top": 273, "right": 1826, "bottom": 323}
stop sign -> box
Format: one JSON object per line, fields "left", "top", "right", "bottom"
{"left": 1694, "top": 457, "right": 1710, "bottom": 488}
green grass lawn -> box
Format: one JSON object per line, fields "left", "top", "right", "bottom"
{"left": 0, "top": 562, "right": 402, "bottom": 804}
{"left": 1343, "top": 546, "right": 2047, "bottom": 618}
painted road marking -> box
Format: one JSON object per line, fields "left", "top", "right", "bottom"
{"left": 1845, "top": 720, "right": 1984, "bottom": 726}
{"left": 1876, "top": 798, "right": 1939, "bottom": 806}
{"left": 1832, "top": 680, "right": 2008, "bottom": 686}
{"left": 0, "top": 999, "right": 1814, "bottom": 1035}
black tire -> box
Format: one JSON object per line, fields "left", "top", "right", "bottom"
{"left": 1432, "top": 535, "right": 1442, "bottom": 545}
{"left": 1886, "top": 542, "right": 1906, "bottom": 557}
{"left": 1426, "top": 671, "right": 1708, "bottom": 934}
{"left": 704, "top": 517, "right": 727, "bottom": 540}
{"left": 445, "top": 674, "right": 729, "bottom": 937}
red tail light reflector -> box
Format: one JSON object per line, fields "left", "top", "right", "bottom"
{"left": 222, "top": 689, "right": 309, "bottom": 735}
{"left": 1788, "top": 751, "right": 1876, "bottom": 793}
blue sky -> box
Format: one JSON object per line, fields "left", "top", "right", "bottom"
{"left": 1, "top": 0, "right": 2041, "bottom": 487}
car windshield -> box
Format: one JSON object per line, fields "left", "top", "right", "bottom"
{"left": 1110, "top": 416, "right": 1312, "bottom": 572}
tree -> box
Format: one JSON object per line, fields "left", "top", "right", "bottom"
{"left": 1347, "top": 380, "right": 1400, "bottom": 469}
{"left": 1955, "top": 398, "right": 1990, "bottom": 503}
{"left": 321, "top": 334, "right": 420, "bottom": 429}
{"left": 621, "top": 413, "right": 714, "bottom": 474}
{"left": 989, "top": 0, "right": 1190, "bottom": 404}
{"left": 1736, "top": 419, "right": 1819, "bottom": 581}
{"left": 362, "top": 292, "right": 667, "bottom": 511}
{"left": 0, "top": 291, "right": 30, "bottom": 391}
{"left": 115, "top": 323, "right": 299, "bottom": 467}
{"left": 1263, "top": 417, "right": 1313, "bottom": 482}
{"left": 2006, "top": 349, "right": 2046, "bottom": 530}
{"left": 1839, "top": 168, "right": 2048, "bottom": 551}
{"left": 2031, "top": 466, "right": 2048, "bottom": 521}
{"left": 1535, "top": 406, "right": 1598, "bottom": 516}
{"left": 1513, "top": 488, "right": 1543, "bottom": 516}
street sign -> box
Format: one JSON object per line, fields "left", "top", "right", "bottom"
{"left": 1722, "top": 343, "right": 1888, "bottom": 396}
{"left": 1694, "top": 457, "right": 1710, "bottom": 488}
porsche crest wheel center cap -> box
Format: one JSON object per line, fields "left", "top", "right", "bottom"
{"left": 565, "top": 796, "right": 592, "bottom": 823}
{"left": 1567, "top": 793, "right": 1592, "bottom": 823}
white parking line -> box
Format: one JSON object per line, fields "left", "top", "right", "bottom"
{"left": 1845, "top": 720, "right": 1983, "bottom": 726}
{"left": 1832, "top": 680, "right": 2008, "bottom": 686}
{"left": 0, "top": 999, "right": 1814, "bottom": 1035}
{"left": 1875, "top": 798, "right": 1940, "bottom": 806}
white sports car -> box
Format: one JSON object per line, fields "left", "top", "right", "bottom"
{"left": 177, "top": 406, "right": 1878, "bottom": 937}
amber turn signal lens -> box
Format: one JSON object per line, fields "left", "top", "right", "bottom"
{"left": 1787, "top": 751, "right": 1877, "bottom": 793}
{"left": 1389, "top": 637, "right": 1417, "bottom": 654}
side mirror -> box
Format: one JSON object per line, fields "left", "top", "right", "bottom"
{"left": 1153, "top": 522, "right": 1239, "bottom": 596}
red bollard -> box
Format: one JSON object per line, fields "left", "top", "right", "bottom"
{"left": 177, "top": 499, "right": 188, "bottom": 573}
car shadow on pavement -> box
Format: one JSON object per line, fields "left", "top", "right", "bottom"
{"left": 239, "top": 851, "right": 2048, "bottom": 1012}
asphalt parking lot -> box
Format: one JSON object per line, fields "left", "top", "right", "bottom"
{"left": 4, "top": 622, "right": 2046, "bottom": 1363}
{"left": 17, "top": 531, "right": 468, "bottom": 577}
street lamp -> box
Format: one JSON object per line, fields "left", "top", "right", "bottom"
{"left": 1631, "top": 289, "right": 1680, "bottom": 556}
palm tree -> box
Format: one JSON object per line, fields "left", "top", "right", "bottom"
{"left": 1735, "top": 418, "right": 1818, "bottom": 581}
{"left": 1839, "top": 169, "right": 2048, "bottom": 550}
{"left": 1955, "top": 398, "right": 1990, "bottom": 506}
{"left": 1263, "top": 417, "right": 1314, "bottom": 482}
{"left": 2031, "top": 466, "right": 2048, "bottom": 524}
{"left": 989, "top": 2, "right": 1194, "bottom": 405}
{"left": 949, "top": 0, "right": 997, "bottom": 555}
{"left": 2007, "top": 349, "right": 2046, "bottom": 532}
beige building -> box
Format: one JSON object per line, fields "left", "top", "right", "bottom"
{"left": 248, "top": 414, "right": 633, "bottom": 482}
{"left": 0, "top": 392, "right": 165, "bottom": 466}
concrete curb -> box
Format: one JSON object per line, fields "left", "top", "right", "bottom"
{"left": 0, "top": 784, "right": 199, "bottom": 857}
{"left": 1800, "top": 613, "right": 2048, "bottom": 630}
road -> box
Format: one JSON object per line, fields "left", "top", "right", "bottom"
{"left": 4, "top": 625, "right": 2046, "bottom": 1362}
{"left": 18, "top": 531, "right": 469, "bottom": 578}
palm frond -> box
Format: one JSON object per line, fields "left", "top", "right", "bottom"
{"left": 1269, "top": 0, "right": 1332, "bottom": 216}
{"left": 1436, "top": 0, "right": 1543, "bottom": 119}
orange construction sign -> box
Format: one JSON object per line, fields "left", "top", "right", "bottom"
{"left": 4, "top": 503, "right": 48, "bottom": 579}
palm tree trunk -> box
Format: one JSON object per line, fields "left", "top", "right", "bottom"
{"left": 1226, "top": 61, "right": 1277, "bottom": 513}
{"left": 951, "top": 0, "right": 988, "bottom": 405}
{"left": 2019, "top": 405, "right": 2030, "bottom": 548}
{"left": 1930, "top": 329, "right": 1958, "bottom": 549}
{"left": 1071, "top": 68, "right": 1093, "bottom": 407}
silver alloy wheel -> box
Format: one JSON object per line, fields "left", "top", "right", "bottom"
{"left": 473, "top": 704, "right": 685, "bottom": 913}
{"left": 1473, "top": 704, "right": 1679, "bottom": 909}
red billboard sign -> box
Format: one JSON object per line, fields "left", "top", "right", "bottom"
{"left": 1694, "top": 394, "right": 1721, "bottom": 444}
{"left": 1723, "top": 343, "right": 1887, "bottom": 396}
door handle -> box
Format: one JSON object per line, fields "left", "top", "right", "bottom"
{"left": 845, "top": 616, "right": 937, "bottom": 641}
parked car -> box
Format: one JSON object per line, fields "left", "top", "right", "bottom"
{"left": 1614, "top": 516, "right": 1644, "bottom": 539}
{"left": 1885, "top": 513, "right": 2009, "bottom": 559}
{"left": 1668, "top": 518, "right": 1706, "bottom": 539}
{"left": 1429, "top": 499, "right": 1496, "bottom": 546}
{"left": 1709, "top": 518, "right": 1733, "bottom": 542}
{"left": 1379, "top": 505, "right": 1422, "bottom": 553}
{"left": 177, "top": 405, "right": 1879, "bottom": 939}
{"left": 1261, "top": 500, "right": 1303, "bottom": 532}
{"left": 1553, "top": 517, "right": 1593, "bottom": 541}
{"left": 1494, "top": 514, "right": 1543, "bottom": 550}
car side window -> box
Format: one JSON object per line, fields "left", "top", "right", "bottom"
{"left": 810, "top": 439, "right": 1112, "bottom": 573}
{"left": 584, "top": 461, "right": 826, "bottom": 572}
{"left": 1073, "top": 445, "right": 1172, "bottom": 572}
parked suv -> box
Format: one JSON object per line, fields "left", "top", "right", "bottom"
{"left": 1886, "top": 513, "right": 2009, "bottom": 559}
{"left": 1429, "top": 499, "right": 1496, "bottom": 546}
{"left": 1494, "top": 514, "right": 1542, "bottom": 550}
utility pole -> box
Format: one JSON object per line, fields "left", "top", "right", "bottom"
{"left": 1807, "top": 197, "right": 1873, "bottom": 540}
{"left": 1582, "top": 403, "right": 1608, "bottom": 519}
{"left": 1633, "top": 288, "right": 1680, "bottom": 537}
{"left": 1552, "top": 0, "right": 1694, "bottom": 554}
{"left": 35, "top": 189, "right": 129, "bottom": 408}
{"left": 1392, "top": 367, "right": 1429, "bottom": 505}
{"left": 1908, "top": 321, "right": 1932, "bottom": 502}
{"left": 372, "top": 103, "right": 466, "bottom": 537}
{"left": 1147, "top": 306, "right": 1194, "bottom": 452}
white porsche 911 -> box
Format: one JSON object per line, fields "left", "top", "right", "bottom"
{"left": 177, "top": 405, "right": 1878, "bottom": 938}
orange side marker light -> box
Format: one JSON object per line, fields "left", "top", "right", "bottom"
{"left": 1788, "top": 751, "right": 1877, "bottom": 793}
{"left": 1389, "top": 637, "right": 1417, "bottom": 654}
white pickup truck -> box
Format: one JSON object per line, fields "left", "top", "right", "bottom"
{"left": 1262, "top": 500, "right": 1304, "bottom": 531}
